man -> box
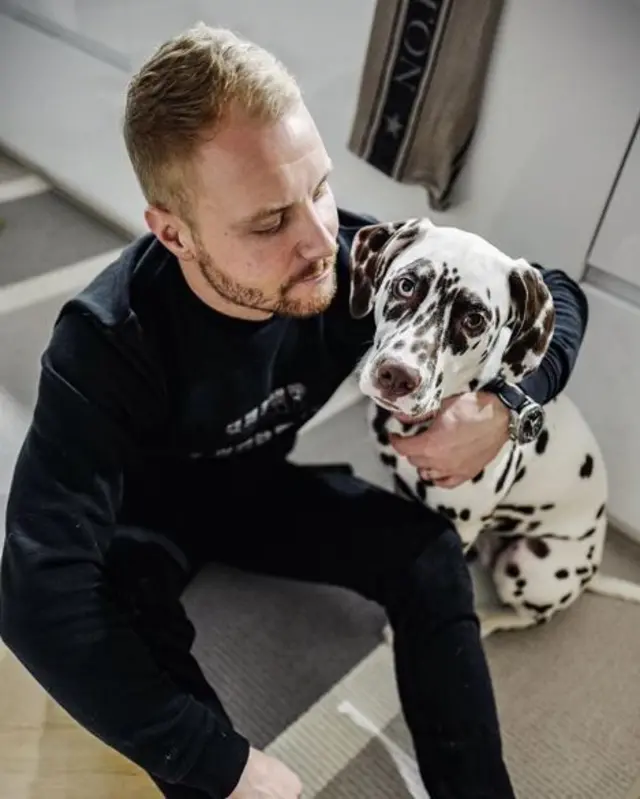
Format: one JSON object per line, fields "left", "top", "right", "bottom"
{"left": 0, "top": 22, "right": 588, "bottom": 799}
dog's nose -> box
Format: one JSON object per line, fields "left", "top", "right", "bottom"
{"left": 374, "top": 359, "right": 420, "bottom": 399}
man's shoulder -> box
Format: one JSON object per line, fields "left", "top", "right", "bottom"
{"left": 60, "top": 232, "right": 168, "bottom": 328}
{"left": 42, "top": 233, "right": 169, "bottom": 396}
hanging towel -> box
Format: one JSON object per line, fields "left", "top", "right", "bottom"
{"left": 348, "top": 0, "right": 505, "bottom": 210}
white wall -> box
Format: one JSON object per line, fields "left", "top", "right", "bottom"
{"left": 430, "top": 0, "right": 640, "bottom": 282}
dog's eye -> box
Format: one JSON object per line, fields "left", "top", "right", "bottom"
{"left": 463, "top": 312, "right": 486, "bottom": 333}
{"left": 394, "top": 277, "right": 417, "bottom": 299}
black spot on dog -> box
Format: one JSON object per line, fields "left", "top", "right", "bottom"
{"left": 465, "top": 546, "right": 479, "bottom": 563}
{"left": 516, "top": 578, "right": 527, "bottom": 589}
{"left": 596, "top": 503, "right": 605, "bottom": 518}
{"left": 498, "top": 503, "right": 536, "bottom": 515}
{"left": 495, "top": 447, "right": 516, "bottom": 493}
{"left": 540, "top": 503, "right": 555, "bottom": 511}
{"left": 555, "top": 569, "right": 569, "bottom": 579}
{"left": 587, "top": 546, "right": 595, "bottom": 560}
{"left": 579, "top": 527, "right": 596, "bottom": 540}
{"left": 514, "top": 467, "right": 527, "bottom": 483}
{"left": 372, "top": 406, "right": 391, "bottom": 447}
{"left": 435, "top": 373, "right": 444, "bottom": 388}
{"left": 491, "top": 516, "right": 522, "bottom": 533}
{"left": 436, "top": 505, "right": 458, "bottom": 521}
{"left": 459, "top": 508, "right": 471, "bottom": 522}
{"left": 580, "top": 576, "right": 591, "bottom": 587}
{"left": 468, "top": 378, "right": 479, "bottom": 391}
{"left": 580, "top": 454, "right": 594, "bottom": 478}
{"left": 576, "top": 566, "right": 590, "bottom": 576}
{"left": 380, "top": 452, "right": 397, "bottom": 468}
{"left": 514, "top": 588, "right": 524, "bottom": 598}
{"left": 535, "top": 428, "right": 549, "bottom": 455}
{"left": 526, "top": 538, "right": 550, "bottom": 558}
{"left": 472, "top": 469, "right": 484, "bottom": 483}
{"left": 560, "top": 592, "right": 573, "bottom": 604}
{"left": 505, "top": 562, "right": 520, "bottom": 579}
{"left": 527, "top": 521, "right": 541, "bottom": 532}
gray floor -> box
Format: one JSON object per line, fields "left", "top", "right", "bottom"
{"left": 0, "top": 191, "right": 125, "bottom": 286}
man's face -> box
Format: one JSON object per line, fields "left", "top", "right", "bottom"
{"left": 146, "top": 101, "right": 340, "bottom": 320}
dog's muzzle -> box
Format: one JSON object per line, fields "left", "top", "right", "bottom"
{"left": 372, "top": 358, "right": 421, "bottom": 401}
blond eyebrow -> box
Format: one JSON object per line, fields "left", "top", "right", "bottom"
{"left": 236, "top": 166, "right": 333, "bottom": 228}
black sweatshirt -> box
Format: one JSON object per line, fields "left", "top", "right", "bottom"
{"left": 0, "top": 208, "right": 588, "bottom": 796}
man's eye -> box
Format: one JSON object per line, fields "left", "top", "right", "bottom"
{"left": 254, "top": 216, "right": 284, "bottom": 236}
{"left": 313, "top": 180, "right": 328, "bottom": 201}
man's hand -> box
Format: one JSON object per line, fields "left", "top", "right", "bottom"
{"left": 389, "top": 392, "right": 510, "bottom": 489}
{"left": 230, "top": 747, "right": 303, "bottom": 798}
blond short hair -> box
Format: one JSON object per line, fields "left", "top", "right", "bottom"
{"left": 123, "top": 22, "right": 302, "bottom": 221}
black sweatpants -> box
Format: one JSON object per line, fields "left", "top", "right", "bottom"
{"left": 106, "top": 460, "right": 516, "bottom": 799}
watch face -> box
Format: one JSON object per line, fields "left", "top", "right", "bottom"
{"left": 520, "top": 406, "right": 545, "bottom": 443}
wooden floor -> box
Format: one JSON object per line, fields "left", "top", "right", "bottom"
{"left": 0, "top": 641, "right": 159, "bottom": 799}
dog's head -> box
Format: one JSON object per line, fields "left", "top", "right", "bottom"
{"left": 349, "top": 219, "right": 555, "bottom": 420}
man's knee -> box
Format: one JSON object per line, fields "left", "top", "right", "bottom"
{"left": 379, "top": 526, "right": 476, "bottom": 626}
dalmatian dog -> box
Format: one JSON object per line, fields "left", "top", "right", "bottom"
{"left": 348, "top": 217, "right": 640, "bottom": 638}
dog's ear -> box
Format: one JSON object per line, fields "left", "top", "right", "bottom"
{"left": 502, "top": 259, "right": 555, "bottom": 382}
{"left": 348, "top": 219, "right": 426, "bottom": 318}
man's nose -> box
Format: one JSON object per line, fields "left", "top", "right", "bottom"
{"left": 297, "top": 212, "right": 336, "bottom": 260}
{"left": 373, "top": 359, "right": 420, "bottom": 400}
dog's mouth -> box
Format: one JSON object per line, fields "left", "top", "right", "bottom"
{"left": 372, "top": 397, "right": 439, "bottom": 425}
{"left": 393, "top": 409, "right": 438, "bottom": 425}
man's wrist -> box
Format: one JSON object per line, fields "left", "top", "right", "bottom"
{"left": 481, "top": 391, "right": 510, "bottom": 445}
{"left": 482, "top": 379, "right": 546, "bottom": 445}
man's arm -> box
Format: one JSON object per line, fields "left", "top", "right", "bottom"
{"left": 519, "top": 263, "right": 590, "bottom": 404}
{"left": 0, "top": 311, "right": 249, "bottom": 797}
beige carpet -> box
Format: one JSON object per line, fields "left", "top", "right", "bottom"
{"left": 266, "top": 529, "right": 640, "bottom": 799}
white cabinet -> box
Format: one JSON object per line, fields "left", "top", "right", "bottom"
{"left": 568, "top": 116, "right": 640, "bottom": 540}
{"left": 589, "top": 121, "right": 640, "bottom": 290}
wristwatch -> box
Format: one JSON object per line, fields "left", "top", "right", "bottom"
{"left": 484, "top": 378, "right": 545, "bottom": 445}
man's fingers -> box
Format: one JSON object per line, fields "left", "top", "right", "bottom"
{"left": 407, "top": 455, "right": 433, "bottom": 470}
{"left": 389, "top": 432, "right": 431, "bottom": 456}
{"left": 436, "top": 476, "right": 465, "bottom": 489}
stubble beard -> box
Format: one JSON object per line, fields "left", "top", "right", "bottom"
{"left": 196, "top": 248, "right": 338, "bottom": 319}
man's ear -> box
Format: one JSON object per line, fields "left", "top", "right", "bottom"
{"left": 145, "top": 205, "right": 196, "bottom": 262}
{"left": 348, "top": 218, "right": 426, "bottom": 319}
{"left": 502, "top": 259, "right": 556, "bottom": 382}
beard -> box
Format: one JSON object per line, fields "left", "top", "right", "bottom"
{"left": 195, "top": 245, "right": 338, "bottom": 319}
